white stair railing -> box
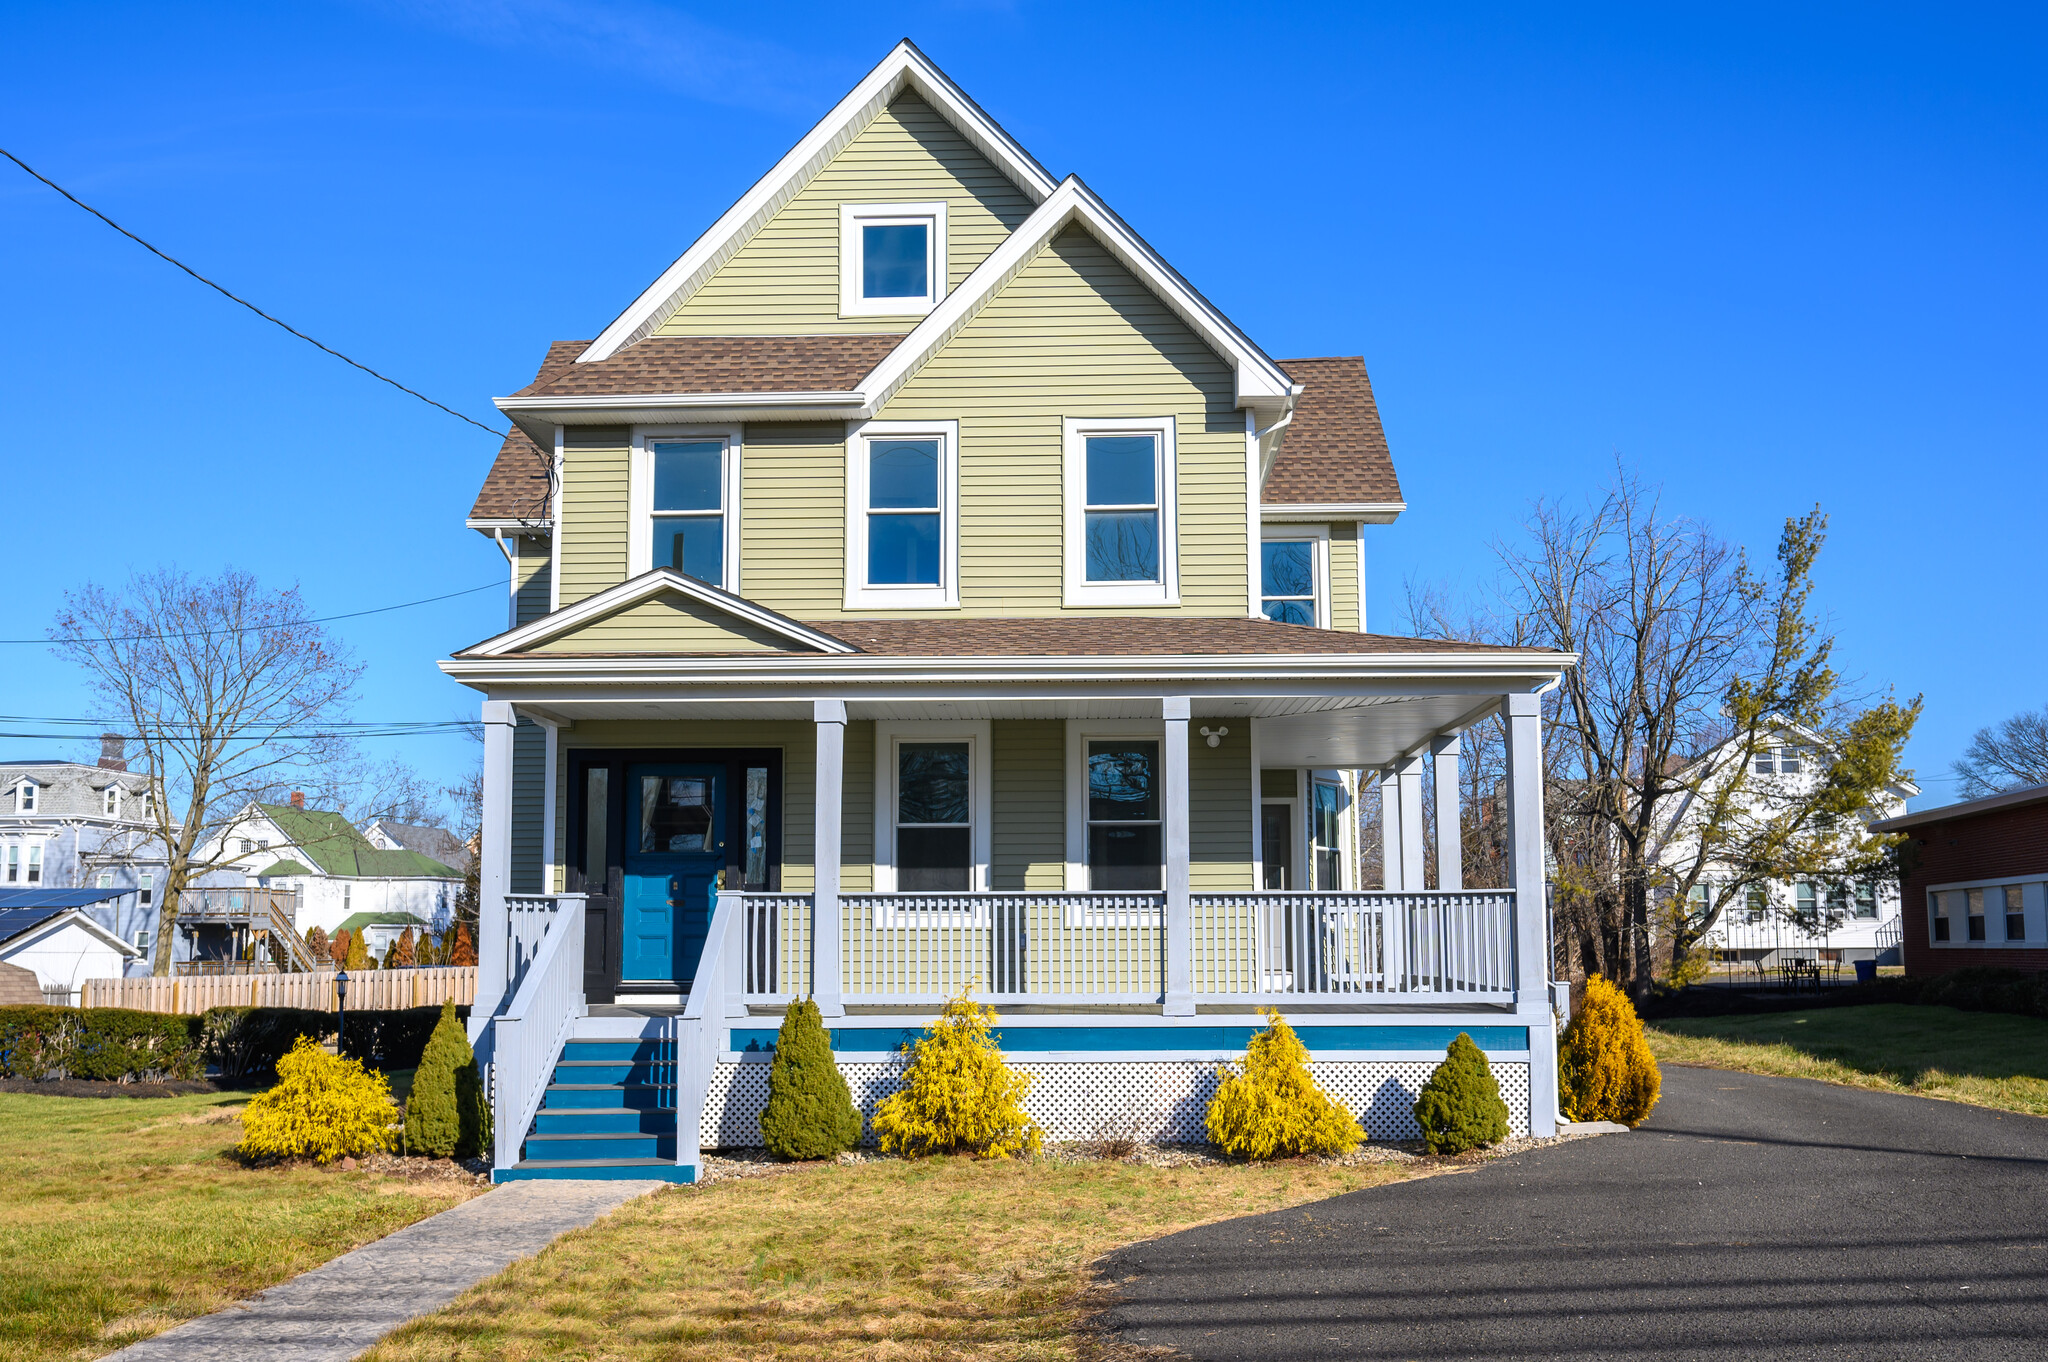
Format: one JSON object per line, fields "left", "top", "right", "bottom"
{"left": 675, "top": 889, "right": 747, "bottom": 1176}
{"left": 489, "top": 896, "right": 586, "bottom": 1173}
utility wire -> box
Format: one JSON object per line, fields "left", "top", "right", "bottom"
{"left": 3, "top": 578, "right": 503, "bottom": 645}
{"left": 0, "top": 146, "right": 509, "bottom": 439}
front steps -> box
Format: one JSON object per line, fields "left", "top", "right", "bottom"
{"left": 494, "top": 1033, "right": 697, "bottom": 1183}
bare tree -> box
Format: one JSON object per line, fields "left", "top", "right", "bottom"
{"left": 1951, "top": 704, "right": 2048, "bottom": 798}
{"left": 51, "top": 568, "right": 362, "bottom": 976}
{"left": 1410, "top": 468, "right": 1918, "bottom": 995}
{"left": 340, "top": 754, "right": 449, "bottom": 828}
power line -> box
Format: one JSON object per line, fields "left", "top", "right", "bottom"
{"left": 6, "top": 578, "right": 503, "bottom": 645}
{"left": 0, "top": 146, "right": 509, "bottom": 440}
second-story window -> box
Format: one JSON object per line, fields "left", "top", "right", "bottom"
{"left": 1063, "top": 417, "right": 1178, "bottom": 606}
{"left": 631, "top": 428, "right": 739, "bottom": 590}
{"left": 139, "top": 872, "right": 153, "bottom": 906}
{"left": 25, "top": 845, "right": 41, "bottom": 884}
{"left": 846, "top": 421, "right": 957, "bottom": 608}
{"left": 1261, "top": 535, "right": 1324, "bottom": 626}
{"left": 103, "top": 786, "right": 120, "bottom": 817}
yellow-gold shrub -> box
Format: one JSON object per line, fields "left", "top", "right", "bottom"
{"left": 1558, "top": 974, "right": 1661, "bottom": 1127}
{"left": 238, "top": 1035, "right": 398, "bottom": 1162}
{"left": 1205, "top": 1011, "right": 1363, "bottom": 1160}
{"left": 871, "top": 991, "right": 1041, "bottom": 1159}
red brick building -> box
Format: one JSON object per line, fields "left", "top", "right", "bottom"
{"left": 1871, "top": 784, "right": 2048, "bottom": 977}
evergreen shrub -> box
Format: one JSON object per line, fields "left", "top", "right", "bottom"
{"left": 1205, "top": 1010, "right": 1362, "bottom": 1160}
{"left": 871, "top": 991, "right": 1041, "bottom": 1158}
{"left": 1559, "top": 974, "right": 1661, "bottom": 1126}
{"left": 1413, "top": 1032, "right": 1510, "bottom": 1153}
{"left": 201, "top": 1006, "right": 333, "bottom": 1081}
{"left": 0, "top": 1005, "right": 202, "bottom": 1081}
{"left": 304, "top": 925, "right": 328, "bottom": 963}
{"left": 404, "top": 1000, "right": 490, "bottom": 1158}
{"left": 338, "top": 1005, "right": 468, "bottom": 1072}
{"left": 759, "top": 998, "right": 862, "bottom": 1160}
{"left": 238, "top": 1036, "right": 397, "bottom": 1162}
{"left": 388, "top": 927, "right": 417, "bottom": 969}
{"left": 448, "top": 923, "right": 477, "bottom": 967}
{"left": 328, "top": 930, "right": 351, "bottom": 967}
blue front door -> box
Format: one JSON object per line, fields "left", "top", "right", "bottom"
{"left": 622, "top": 764, "right": 725, "bottom": 987}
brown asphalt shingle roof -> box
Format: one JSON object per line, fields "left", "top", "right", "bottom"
{"left": 514, "top": 334, "right": 902, "bottom": 397}
{"left": 469, "top": 341, "right": 584, "bottom": 523}
{"left": 1265, "top": 357, "right": 1402, "bottom": 506}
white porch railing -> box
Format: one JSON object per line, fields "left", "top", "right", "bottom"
{"left": 837, "top": 892, "right": 1167, "bottom": 1004}
{"left": 489, "top": 896, "right": 586, "bottom": 1173}
{"left": 1193, "top": 891, "right": 1516, "bottom": 1001}
{"left": 505, "top": 894, "right": 578, "bottom": 1003}
{"left": 740, "top": 893, "right": 813, "bottom": 1000}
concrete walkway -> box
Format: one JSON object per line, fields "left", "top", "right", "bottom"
{"left": 105, "top": 1180, "right": 659, "bottom": 1362}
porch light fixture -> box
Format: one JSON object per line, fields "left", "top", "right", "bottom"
{"left": 1200, "top": 726, "right": 1229, "bottom": 748}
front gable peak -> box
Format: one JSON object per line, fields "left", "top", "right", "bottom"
{"left": 464, "top": 570, "right": 859, "bottom": 657}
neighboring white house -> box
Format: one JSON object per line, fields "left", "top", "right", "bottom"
{"left": 1654, "top": 727, "right": 1918, "bottom": 966}
{"left": 0, "top": 891, "right": 142, "bottom": 1002}
{"left": 202, "top": 798, "right": 464, "bottom": 943}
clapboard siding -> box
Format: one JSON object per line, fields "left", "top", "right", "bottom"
{"left": 513, "top": 536, "right": 552, "bottom": 626}
{"left": 511, "top": 719, "right": 546, "bottom": 894}
{"left": 992, "top": 720, "right": 1065, "bottom": 890}
{"left": 557, "top": 428, "right": 629, "bottom": 607}
{"left": 1191, "top": 723, "right": 1254, "bottom": 890}
{"left": 534, "top": 592, "right": 810, "bottom": 653}
{"left": 1329, "top": 523, "right": 1360, "bottom": 632}
{"left": 739, "top": 423, "right": 846, "bottom": 615}
{"left": 875, "top": 225, "right": 1248, "bottom": 616}
{"left": 658, "top": 95, "right": 1034, "bottom": 337}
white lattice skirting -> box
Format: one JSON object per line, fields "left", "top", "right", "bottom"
{"left": 702, "top": 1059, "right": 1531, "bottom": 1148}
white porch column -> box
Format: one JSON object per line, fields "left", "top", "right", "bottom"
{"left": 811, "top": 700, "right": 846, "bottom": 1018}
{"left": 476, "top": 700, "right": 516, "bottom": 1023}
{"left": 1378, "top": 768, "right": 1401, "bottom": 892}
{"left": 1162, "top": 697, "right": 1194, "bottom": 1016}
{"left": 1394, "top": 752, "right": 1425, "bottom": 893}
{"left": 1504, "top": 691, "right": 1558, "bottom": 1136}
{"left": 1430, "top": 734, "right": 1463, "bottom": 891}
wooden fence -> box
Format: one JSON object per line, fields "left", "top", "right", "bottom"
{"left": 81, "top": 967, "right": 477, "bottom": 1015}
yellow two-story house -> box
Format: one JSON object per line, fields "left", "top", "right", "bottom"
{"left": 445, "top": 42, "right": 1572, "bottom": 1181}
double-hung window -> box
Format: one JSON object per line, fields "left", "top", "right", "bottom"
{"left": 139, "top": 872, "right": 153, "bottom": 906}
{"left": 1086, "top": 740, "right": 1161, "bottom": 891}
{"left": 874, "top": 722, "right": 988, "bottom": 895}
{"left": 1854, "top": 882, "right": 1877, "bottom": 920}
{"left": 25, "top": 846, "right": 40, "bottom": 885}
{"left": 1931, "top": 890, "right": 1953, "bottom": 941}
{"left": 2004, "top": 885, "right": 2027, "bottom": 941}
{"left": 847, "top": 421, "right": 957, "bottom": 608}
{"left": 16, "top": 781, "right": 36, "bottom": 813}
{"left": 1966, "top": 888, "right": 1987, "bottom": 941}
{"left": 839, "top": 202, "right": 947, "bottom": 317}
{"left": 3, "top": 846, "right": 16, "bottom": 883}
{"left": 631, "top": 428, "right": 739, "bottom": 589}
{"left": 1063, "top": 417, "right": 1178, "bottom": 605}
{"left": 1260, "top": 526, "right": 1328, "bottom": 626}
{"left": 103, "top": 786, "right": 120, "bottom": 817}
{"left": 1311, "top": 780, "right": 1347, "bottom": 889}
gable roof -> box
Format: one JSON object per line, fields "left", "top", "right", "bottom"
{"left": 0, "top": 904, "right": 139, "bottom": 956}
{"left": 1261, "top": 357, "right": 1404, "bottom": 516}
{"left": 255, "top": 858, "right": 314, "bottom": 878}
{"left": 251, "top": 804, "right": 462, "bottom": 880}
{"left": 363, "top": 821, "right": 472, "bottom": 872}
{"left": 582, "top": 41, "right": 1057, "bottom": 362}
{"left": 520, "top": 334, "right": 901, "bottom": 399}
{"left": 462, "top": 568, "right": 860, "bottom": 658}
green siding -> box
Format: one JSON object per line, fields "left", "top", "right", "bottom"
{"left": 874, "top": 225, "right": 1248, "bottom": 616}
{"left": 657, "top": 94, "right": 1035, "bottom": 337}
{"left": 513, "top": 535, "right": 551, "bottom": 625}
{"left": 1190, "top": 723, "right": 1254, "bottom": 891}
{"left": 534, "top": 591, "right": 815, "bottom": 654}
{"left": 991, "top": 720, "right": 1063, "bottom": 890}
{"left": 511, "top": 719, "right": 545, "bottom": 894}
{"left": 1329, "top": 523, "right": 1361, "bottom": 632}
{"left": 739, "top": 423, "right": 846, "bottom": 615}
{"left": 557, "top": 428, "right": 629, "bottom": 608}
{"left": 1261, "top": 768, "right": 1299, "bottom": 800}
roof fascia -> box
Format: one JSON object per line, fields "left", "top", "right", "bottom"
{"left": 5, "top": 909, "right": 140, "bottom": 957}
{"left": 578, "top": 41, "right": 1057, "bottom": 364}
{"left": 1870, "top": 781, "right": 2048, "bottom": 832}
{"left": 858, "top": 177, "right": 1295, "bottom": 415}
{"left": 1261, "top": 502, "right": 1407, "bottom": 525}
{"left": 462, "top": 568, "right": 859, "bottom": 657}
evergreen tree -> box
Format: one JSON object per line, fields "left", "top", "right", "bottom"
{"left": 759, "top": 998, "right": 861, "bottom": 1160}
{"left": 388, "top": 927, "right": 417, "bottom": 969}
{"left": 304, "top": 925, "right": 329, "bottom": 964}
{"left": 1413, "top": 1032, "right": 1510, "bottom": 1154}
{"left": 405, "top": 999, "right": 490, "bottom": 1157}
{"left": 327, "top": 929, "right": 350, "bottom": 967}
{"left": 448, "top": 922, "right": 477, "bottom": 967}
{"left": 344, "top": 929, "right": 370, "bottom": 971}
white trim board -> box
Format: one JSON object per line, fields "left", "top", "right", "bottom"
{"left": 579, "top": 41, "right": 1056, "bottom": 362}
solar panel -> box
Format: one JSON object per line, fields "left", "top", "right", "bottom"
{"left": 0, "top": 906, "right": 64, "bottom": 944}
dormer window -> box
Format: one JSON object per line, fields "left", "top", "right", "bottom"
{"left": 840, "top": 202, "right": 947, "bottom": 317}
{"left": 103, "top": 786, "right": 120, "bottom": 817}
{"left": 16, "top": 781, "right": 36, "bottom": 814}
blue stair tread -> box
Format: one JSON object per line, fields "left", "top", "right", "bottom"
{"left": 494, "top": 1158, "right": 696, "bottom": 1184}
{"left": 514, "top": 1156, "right": 682, "bottom": 1167}
{"left": 526, "top": 1132, "right": 667, "bottom": 1144}
{"left": 547, "top": 1082, "right": 669, "bottom": 1090}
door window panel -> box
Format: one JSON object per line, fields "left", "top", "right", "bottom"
{"left": 582, "top": 768, "right": 608, "bottom": 886}
{"left": 640, "top": 776, "right": 714, "bottom": 854}
{"left": 744, "top": 767, "right": 770, "bottom": 892}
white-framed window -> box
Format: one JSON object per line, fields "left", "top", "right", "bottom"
{"left": 1854, "top": 882, "right": 1877, "bottom": 920}
{"left": 237, "top": 838, "right": 253, "bottom": 856}
{"left": 133, "top": 929, "right": 150, "bottom": 953}
{"left": 872, "top": 721, "right": 991, "bottom": 897}
{"left": 96, "top": 871, "right": 114, "bottom": 889}
{"left": 1928, "top": 877, "right": 2046, "bottom": 946}
{"left": 1753, "top": 745, "right": 1808, "bottom": 776}
{"left": 4, "top": 845, "right": 16, "bottom": 883}
{"left": 845, "top": 420, "right": 959, "bottom": 609}
{"left": 1065, "top": 723, "right": 1164, "bottom": 895}
{"left": 102, "top": 786, "right": 120, "bottom": 817}
{"left": 25, "top": 845, "right": 41, "bottom": 885}
{"left": 1062, "top": 416, "right": 1179, "bottom": 606}
{"left": 139, "top": 872, "right": 153, "bottom": 907}
{"left": 839, "top": 201, "right": 947, "bottom": 317}
{"left": 1259, "top": 527, "right": 1328, "bottom": 627}
{"left": 627, "top": 425, "right": 742, "bottom": 589}
{"left": 1311, "top": 778, "right": 1349, "bottom": 889}
{"left": 16, "top": 781, "right": 37, "bottom": 814}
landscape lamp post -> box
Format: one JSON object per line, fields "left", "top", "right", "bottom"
{"left": 335, "top": 968, "right": 350, "bottom": 1051}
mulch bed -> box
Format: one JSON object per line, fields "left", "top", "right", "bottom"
{"left": 0, "top": 1077, "right": 227, "bottom": 1099}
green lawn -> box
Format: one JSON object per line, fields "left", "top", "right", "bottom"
{"left": 1648, "top": 1003, "right": 2048, "bottom": 1118}
{"left": 0, "top": 1089, "right": 480, "bottom": 1362}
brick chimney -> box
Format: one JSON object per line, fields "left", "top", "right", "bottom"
{"left": 289, "top": 791, "right": 304, "bottom": 809}
{"left": 97, "top": 734, "right": 127, "bottom": 772}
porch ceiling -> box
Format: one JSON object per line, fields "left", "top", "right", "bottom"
{"left": 511, "top": 693, "right": 1502, "bottom": 766}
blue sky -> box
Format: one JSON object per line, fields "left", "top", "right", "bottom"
{"left": 1, "top": 2, "right": 2041, "bottom": 807}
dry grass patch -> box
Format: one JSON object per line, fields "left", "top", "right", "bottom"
{"left": 1649, "top": 1003, "right": 2048, "bottom": 1118}
{"left": 365, "top": 1154, "right": 1429, "bottom": 1361}
{"left": 0, "top": 1088, "right": 482, "bottom": 1362}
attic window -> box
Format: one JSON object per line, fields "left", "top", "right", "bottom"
{"left": 103, "top": 787, "right": 120, "bottom": 817}
{"left": 840, "top": 203, "right": 946, "bottom": 317}
{"left": 17, "top": 782, "right": 36, "bottom": 814}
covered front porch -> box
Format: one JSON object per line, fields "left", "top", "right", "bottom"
{"left": 451, "top": 634, "right": 1566, "bottom": 1179}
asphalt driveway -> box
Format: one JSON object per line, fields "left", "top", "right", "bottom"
{"left": 1101, "top": 1065, "right": 2048, "bottom": 1361}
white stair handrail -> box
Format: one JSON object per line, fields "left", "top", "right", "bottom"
{"left": 490, "top": 897, "right": 586, "bottom": 1172}
{"left": 675, "top": 889, "right": 747, "bottom": 1173}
